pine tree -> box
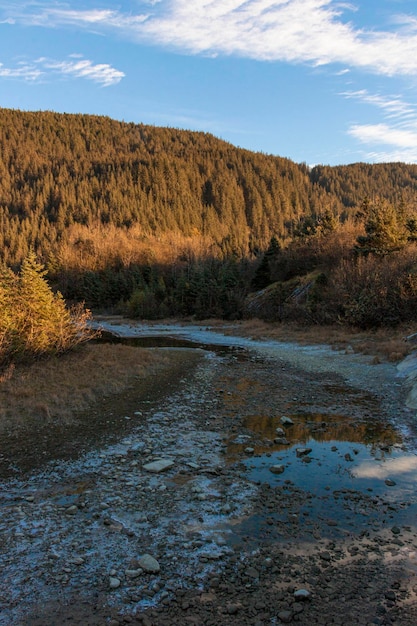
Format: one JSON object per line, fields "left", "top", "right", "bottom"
{"left": 355, "top": 198, "right": 409, "bottom": 256}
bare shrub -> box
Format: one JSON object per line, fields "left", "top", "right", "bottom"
{"left": 331, "top": 245, "right": 417, "bottom": 328}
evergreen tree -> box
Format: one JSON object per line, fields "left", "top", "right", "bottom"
{"left": 251, "top": 236, "right": 281, "bottom": 291}
{"left": 355, "top": 198, "right": 409, "bottom": 256}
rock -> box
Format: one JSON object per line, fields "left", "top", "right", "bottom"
{"left": 294, "top": 588, "right": 311, "bottom": 600}
{"left": 138, "top": 554, "right": 160, "bottom": 573}
{"left": 245, "top": 567, "right": 259, "bottom": 578}
{"left": 275, "top": 427, "right": 286, "bottom": 436}
{"left": 385, "top": 479, "right": 396, "bottom": 487}
{"left": 269, "top": 464, "right": 285, "bottom": 474}
{"left": 385, "top": 590, "right": 397, "bottom": 602}
{"left": 109, "top": 576, "right": 121, "bottom": 589}
{"left": 344, "top": 453, "right": 353, "bottom": 462}
{"left": 280, "top": 416, "right": 294, "bottom": 426}
{"left": 277, "top": 609, "right": 293, "bottom": 623}
{"left": 143, "top": 460, "right": 174, "bottom": 473}
{"left": 274, "top": 437, "right": 290, "bottom": 445}
{"left": 296, "top": 447, "right": 312, "bottom": 457}
{"left": 244, "top": 447, "right": 255, "bottom": 454}
{"left": 65, "top": 505, "right": 78, "bottom": 515}
{"left": 125, "top": 569, "right": 143, "bottom": 578}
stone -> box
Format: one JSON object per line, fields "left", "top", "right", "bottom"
{"left": 385, "top": 479, "right": 396, "bottom": 487}
{"left": 269, "top": 464, "right": 285, "bottom": 474}
{"left": 109, "top": 577, "right": 121, "bottom": 589}
{"left": 280, "top": 416, "right": 294, "bottom": 426}
{"left": 294, "top": 588, "right": 311, "bottom": 600}
{"left": 245, "top": 567, "right": 259, "bottom": 578}
{"left": 143, "top": 460, "right": 174, "bottom": 473}
{"left": 296, "top": 447, "right": 312, "bottom": 457}
{"left": 277, "top": 609, "right": 293, "bottom": 623}
{"left": 138, "top": 554, "right": 161, "bottom": 573}
{"left": 65, "top": 505, "right": 78, "bottom": 515}
{"left": 125, "top": 569, "right": 143, "bottom": 578}
{"left": 385, "top": 590, "right": 397, "bottom": 602}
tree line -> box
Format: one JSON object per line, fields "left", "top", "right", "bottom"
{"left": 1, "top": 108, "right": 417, "bottom": 334}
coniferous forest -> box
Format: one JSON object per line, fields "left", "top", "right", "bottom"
{"left": 1, "top": 107, "right": 417, "bottom": 331}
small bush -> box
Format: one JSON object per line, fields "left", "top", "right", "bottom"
{"left": 0, "top": 252, "right": 96, "bottom": 368}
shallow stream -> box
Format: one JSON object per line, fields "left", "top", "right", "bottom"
{"left": 1, "top": 321, "right": 417, "bottom": 624}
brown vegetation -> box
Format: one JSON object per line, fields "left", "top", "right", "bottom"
{"left": 1, "top": 108, "right": 417, "bottom": 329}
{"left": 0, "top": 343, "right": 180, "bottom": 428}
{"left": 0, "top": 338, "right": 204, "bottom": 478}
{"left": 210, "top": 318, "right": 415, "bottom": 362}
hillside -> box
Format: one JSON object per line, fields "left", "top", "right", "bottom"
{"left": 1, "top": 107, "right": 417, "bottom": 266}
{"left": 1, "top": 108, "right": 417, "bottom": 326}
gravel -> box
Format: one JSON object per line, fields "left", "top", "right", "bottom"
{"left": 2, "top": 323, "right": 417, "bottom": 625}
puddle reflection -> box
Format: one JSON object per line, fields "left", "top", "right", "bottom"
{"left": 228, "top": 411, "right": 413, "bottom": 500}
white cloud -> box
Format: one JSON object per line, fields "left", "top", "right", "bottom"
{"left": 5, "top": 1, "right": 417, "bottom": 76}
{"left": 348, "top": 123, "right": 417, "bottom": 162}
{"left": 341, "top": 90, "right": 417, "bottom": 120}
{"left": 0, "top": 56, "right": 124, "bottom": 86}
{"left": 41, "top": 58, "right": 125, "bottom": 86}
{"left": 0, "top": 62, "right": 42, "bottom": 81}
{"left": 341, "top": 89, "right": 417, "bottom": 162}
{"left": 349, "top": 123, "right": 417, "bottom": 148}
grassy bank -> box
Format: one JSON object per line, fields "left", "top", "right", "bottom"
{"left": 207, "top": 318, "right": 415, "bottom": 363}
{"left": 0, "top": 342, "right": 203, "bottom": 476}
{"left": 1, "top": 318, "right": 414, "bottom": 476}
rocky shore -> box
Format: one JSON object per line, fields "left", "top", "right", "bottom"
{"left": 1, "top": 324, "right": 417, "bottom": 625}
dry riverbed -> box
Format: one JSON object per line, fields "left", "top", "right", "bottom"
{"left": 1, "top": 321, "right": 417, "bottom": 625}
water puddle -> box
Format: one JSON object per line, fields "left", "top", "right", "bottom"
{"left": 96, "top": 330, "right": 248, "bottom": 359}
{"left": 227, "top": 410, "right": 417, "bottom": 542}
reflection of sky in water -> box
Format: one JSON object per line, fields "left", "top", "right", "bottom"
{"left": 353, "top": 454, "right": 417, "bottom": 481}
{"left": 242, "top": 440, "right": 417, "bottom": 501}
{"left": 237, "top": 441, "right": 417, "bottom": 537}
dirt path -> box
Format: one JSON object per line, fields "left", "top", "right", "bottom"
{"left": 1, "top": 324, "right": 417, "bottom": 626}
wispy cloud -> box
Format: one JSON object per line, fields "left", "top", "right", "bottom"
{"left": 341, "top": 90, "right": 417, "bottom": 121}
{"left": 341, "top": 89, "right": 417, "bottom": 162}
{"left": 349, "top": 123, "right": 417, "bottom": 149}
{"left": 0, "top": 55, "right": 124, "bottom": 86}
{"left": 348, "top": 123, "right": 417, "bottom": 163}
{"left": 4, "top": 1, "right": 417, "bottom": 76}
{"left": 40, "top": 57, "right": 125, "bottom": 86}
{"left": 0, "top": 61, "right": 42, "bottom": 81}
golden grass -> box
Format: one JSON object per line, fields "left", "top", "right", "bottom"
{"left": 0, "top": 343, "right": 195, "bottom": 435}
{"left": 198, "top": 318, "right": 416, "bottom": 363}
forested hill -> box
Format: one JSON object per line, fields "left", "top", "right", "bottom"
{"left": 2, "top": 107, "right": 417, "bottom": 267}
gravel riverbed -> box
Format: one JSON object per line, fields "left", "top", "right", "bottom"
{"left": 2, "top": 323, "right": 417, "bottom": 625}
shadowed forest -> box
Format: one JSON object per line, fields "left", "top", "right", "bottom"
{"left": 1, "top": 107, "right": 417, "bottom": 339}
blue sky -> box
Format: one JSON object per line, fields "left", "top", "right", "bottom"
{"left": 1, "top": 1, "right": 417, "bottom": 166}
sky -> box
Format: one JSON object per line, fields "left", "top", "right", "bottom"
{"left": 1, "top": 1, "right": 417, "bottom": 166}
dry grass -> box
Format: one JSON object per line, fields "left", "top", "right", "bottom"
{"left": 201, "top": 318, "right": 416, "bottom": 363}
{"left": 97, "top": 315, "right": 416, "bottom": 363}
{"left": 0, "top": 343, "right": 193, "bottom": 434}
{"left": 4, "top": 318, "right": 412, "bottom": 435}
